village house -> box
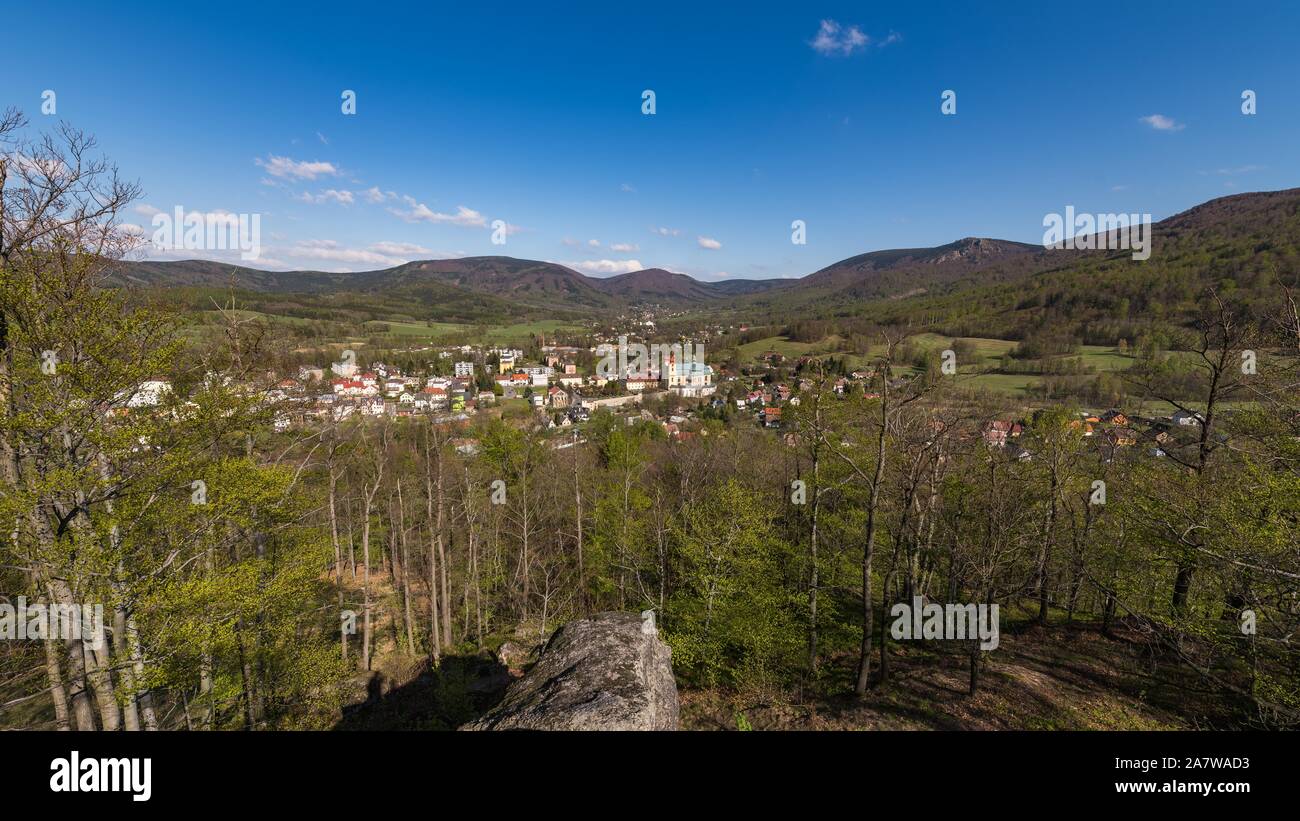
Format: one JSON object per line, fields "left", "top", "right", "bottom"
{"left": 125, "top": 378, "right": 172, "bottom": 408}
{"left": 547, "top": 386, "right": 571, "bottom": 408}
{"left": 1100, "top": 409, "right": 1129, "bottom": 426}
{"left": 1106, "top": 426, "right": 1139, "bottom": 447}
{"left": 422, "top": 386, "right": 448, "bottom": 407}
{"left": 983, "top": 419, "right": 1024, "bottom": 446}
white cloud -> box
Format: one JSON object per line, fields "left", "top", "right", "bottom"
{"left": 362, "top": 186, "right": 397, "bottom": 204}
{"left": 560, "top": 259, "right": 644, "bottom": 275}
{"left": 697, "top": 236, "right": 722, "bottom": 250}
{"left": 1139, "top": 114, "right": 1185, "bottom": 132}
{"left": 652, "top": 226, "right": 681, "bottom": 237}
{"left": 1205, "top": 165, "right": 1263, "bottom": 176}
{"left": 298, "top": 189, "right": 354, "bottom": 205}
{"left": 610, "top": 242, "right": 640, "bottom": 252}
{"left": 620, "top": 183, "right": 636, "bottom": 192}
{"left": 390, "top": 197, "right": 487, "bottom": 227}
{"left": 289, "top": 239, "right": 408, "bottom": 267}
{"left": 134, "top": 203, "right": 161, "bottom": 217}
{"left": 810, "top": 19, "right": 869, "bottom": 56}
{"left": 370, "top": 241, "right": 434, "bottom": 256}
{"left": 587, "top": 239, "right": 601, "bottom": 248}
{"left": 255, "top": 155, "right": 339, "bottom": 180}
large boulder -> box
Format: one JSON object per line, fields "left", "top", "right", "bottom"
{"left": 462, "top": 611, "right": 679, "bottom": 731}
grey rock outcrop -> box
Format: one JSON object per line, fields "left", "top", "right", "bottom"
{"left": 462, "top": 611, "right": 679, "bottom": 731}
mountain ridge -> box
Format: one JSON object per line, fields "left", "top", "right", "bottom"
{"left": 105, "top": 187, "right": 1300, "bottom": 314}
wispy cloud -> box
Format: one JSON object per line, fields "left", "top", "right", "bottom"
{"left": 287, "top": 239, "right": 439, "bottom": 268}
{"left": 1139, "top": 114, "right": 1185, "bottom": 132}
{"left": 811, "top": 19, "right": 867, "bottom": 56}
{"left": 389, "top": 197, "right": 488, "bottom": 227}
{"left": 559, "top": 259, "right": 644, "bottom": 275}
{"left": 610, "top": 242, "right": 639, "bottom": 252}
{"left": 370, "top": 241, "right": 434, "bottom": 256}
{"left": 620, "top": 183, "right": 636, "bottom": 193}
{"left": 697, "top": 236, "right": 722, "bottom": 250}
{"left": 255, "top": 155, "right": 339, "bottom": 180}
{"left": 652, "top": 226, "right": 680, "bottom": 237}
{"left": 298, "top": 189, "right": 354, "bottom": 205}
{"left": 809, "top": 20, "right": 898, "bottom": 57}
{"left": 1201, "top": 164, "right": 1264, "bottom": 176}
{"left": 362, "top": 186, "right": 397, "bottom": 204}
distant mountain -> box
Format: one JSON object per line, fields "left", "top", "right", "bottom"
{"left": 104, "top": 187, "right": 1300, "bottom": 330}
{"left": 591, "top": 268, "right": 725, "bottom": 303}
{"left": 799, "top": 237, "right": 1043, "bottom": 296}
{"left": 106, "top": 256, "right": 615, "bottom": 313}
{"left": 109, "top": 256, "right": 799, "bottom": 309}
{"left": 106, "top": 259, "right": 358, "bottom": 292}
{"left": 791, "top": 187, "right": 1300, "bottom": 339}
{"left": 709, "top": 278, "right": 797, "bottom": 296}
{"left": 380, "top": 257, "right": 610, "bottom": 308}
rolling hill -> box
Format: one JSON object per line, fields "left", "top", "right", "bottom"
{"left": 105, "top": 187, "right": 1300, "bottom": 338}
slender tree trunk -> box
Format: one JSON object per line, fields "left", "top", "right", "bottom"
{"left": 361, "top": 491, "right": 374, "bottom": 671}
{"left": 329, "top": 458, "right": 346, "bottom": 660}
{"left": 47, "top": 577, "right": 96, "bottom": 730}
{"left": 856, "top": 376, "right": 888, "bottom": 696}
{"left": 112, "top": 607, "right": 141, "bottom": 731}
{"left": 424, "top": 428, "right": 443, "bottom": 663}
{"left": 573, "top": 432, "right": 585, "bottom": 608}
{"left": 43, "top": 633, "right": 71, "bottom": 730}
{"left": 397, "top": 481, "right": 416, "bottom": 655}
{"left": 1036, "top": 464, "right": 1059, "bottom": 626}
{"left": 126, "top": 612, "right": 157, "bottom": 730}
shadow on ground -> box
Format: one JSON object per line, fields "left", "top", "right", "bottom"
{"left": 333, "top": 652, "right": 511, "bottom": 730}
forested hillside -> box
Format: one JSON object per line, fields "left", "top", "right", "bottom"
{"left": 2, "top": 114, "right": 1298, "bottom": 733}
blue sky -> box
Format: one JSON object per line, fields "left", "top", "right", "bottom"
{"left": 3, "top": 1, "right": 1298, "bottom": 280}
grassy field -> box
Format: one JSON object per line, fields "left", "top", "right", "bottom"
{"left": 199, "top": 308, "right": 314, "bottom": 326}
{"left": 481, "top": 319, "right": 585, "bottom": 344}
{"left": 735, "top": 335, "right": 834, "bottom": 362}
{"left": 364, "top": 319, "right": 470, "bottom": 337}
{"left": 738, "top": 332, "right": 1143, "bottom": 398}
{"left": 340, "top": 317, "right": 585, "bottom": 345}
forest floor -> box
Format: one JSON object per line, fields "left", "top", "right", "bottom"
{"left": 679, "top": 619, "right": 1228, "bottom": 731}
